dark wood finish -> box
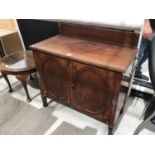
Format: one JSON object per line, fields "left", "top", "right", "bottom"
{"left": 71, "top": 62, "right": 110, "bottom": 122}
{"left": 31, "top": 35, "right": 137, "bottom": 73}
{"left": 16, "top": 74, "right": 31, "bottom": 102}
{"left": 33, "top": 51, "right": 70, "bottom": 105}
{"left": 0, "top": 51, "right": 36, "bottom": 75}
{"left": 42, "top": 94, "right": 48, "bottom": 107}
{"left": 31, "top": 23, "right": 138, "bottom": 134}
{"left": 0, "top": 51, "right": 36, "bottom": 102}
{"left": 108, "top": 126, "right": 113, "bottom": 135}
{"left": 60, "top": 23, "right": 139, "bottom": 48}
{"left": 1, "top": 72, "right": 13, "bottom": 92}
{"left": 71, "top": 61, "right": 123, "bottom": 126}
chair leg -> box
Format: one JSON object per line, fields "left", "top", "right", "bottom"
{"left": 140, "top": 100, "right": 150, "bottom": 120}
{"left": 134, "top": 120, "right": 149, "bottom": 135}
{"left": 123, "top": 57, "right": 138, "bottom": 106}
{"left": 134, "top": 111, "right": 155, "bottom": 135}
{"left": 124, "top": 50, "right": 143, "bottom": 104}
{"left": 1, "top": 73, "right": 13, "bottom": 92}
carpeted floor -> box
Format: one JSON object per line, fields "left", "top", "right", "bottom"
{"left": 0, "top": 74, "right": 154, "bottom": 135}
{"left": 0, "top": 92, "right": 57, "bottom": 134}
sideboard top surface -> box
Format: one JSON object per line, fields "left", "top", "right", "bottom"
{"left": 30, "top": 35, "right": 137, "bottom": 73}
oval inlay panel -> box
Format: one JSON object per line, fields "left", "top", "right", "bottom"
{"left": 42, "top": 58, "right": 69, "bottom": 99}
{"left": 72, "top": 69, "right": 110, "bottom": 115}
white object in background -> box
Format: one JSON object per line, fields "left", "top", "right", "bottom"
{"left": 45, "top": 18, "right": 143, "bottom": 31}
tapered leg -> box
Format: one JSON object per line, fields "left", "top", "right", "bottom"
{"left": 120, "top": 107, "right": 124, "bottom": 114}
{"left": 16, "top": 74, "right": 31, "bottom": 102}
{"left": 2, "top": 73, "right": 13, "bottom": 92}
{"left": 30, "top": 74, "right": 33, "bottom": 80}
{"left": 108, "top": 126, "right": 113, "bottom": 135}
{"left": 41, "top": 94, "right": 48, "bottom": 107}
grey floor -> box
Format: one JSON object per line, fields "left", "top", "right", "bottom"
{"left": 0, "top": 73, "right": 154, "bottom": 135}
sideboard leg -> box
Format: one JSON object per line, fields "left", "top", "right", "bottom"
{"left": 42, "top": 94, "right": 48, "bottom": 107}
{"left": 108, "top": 126, "right": 113, "bottom": 135}
{"left": 120, "top": 107, "right": 124, "bottom": 114}
{"left": 30, "top": 74, "right": 34, "bottom": 80}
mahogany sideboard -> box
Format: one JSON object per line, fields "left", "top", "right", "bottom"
{"left": 30, "top": 22, "right": 139, "bottom": 134}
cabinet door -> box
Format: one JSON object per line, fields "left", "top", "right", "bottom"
{"left": 71, "top": 62, "right": 113, "bottom": 122}
{"left": 34, "top": 51, "right": 70, "bottom": 105}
